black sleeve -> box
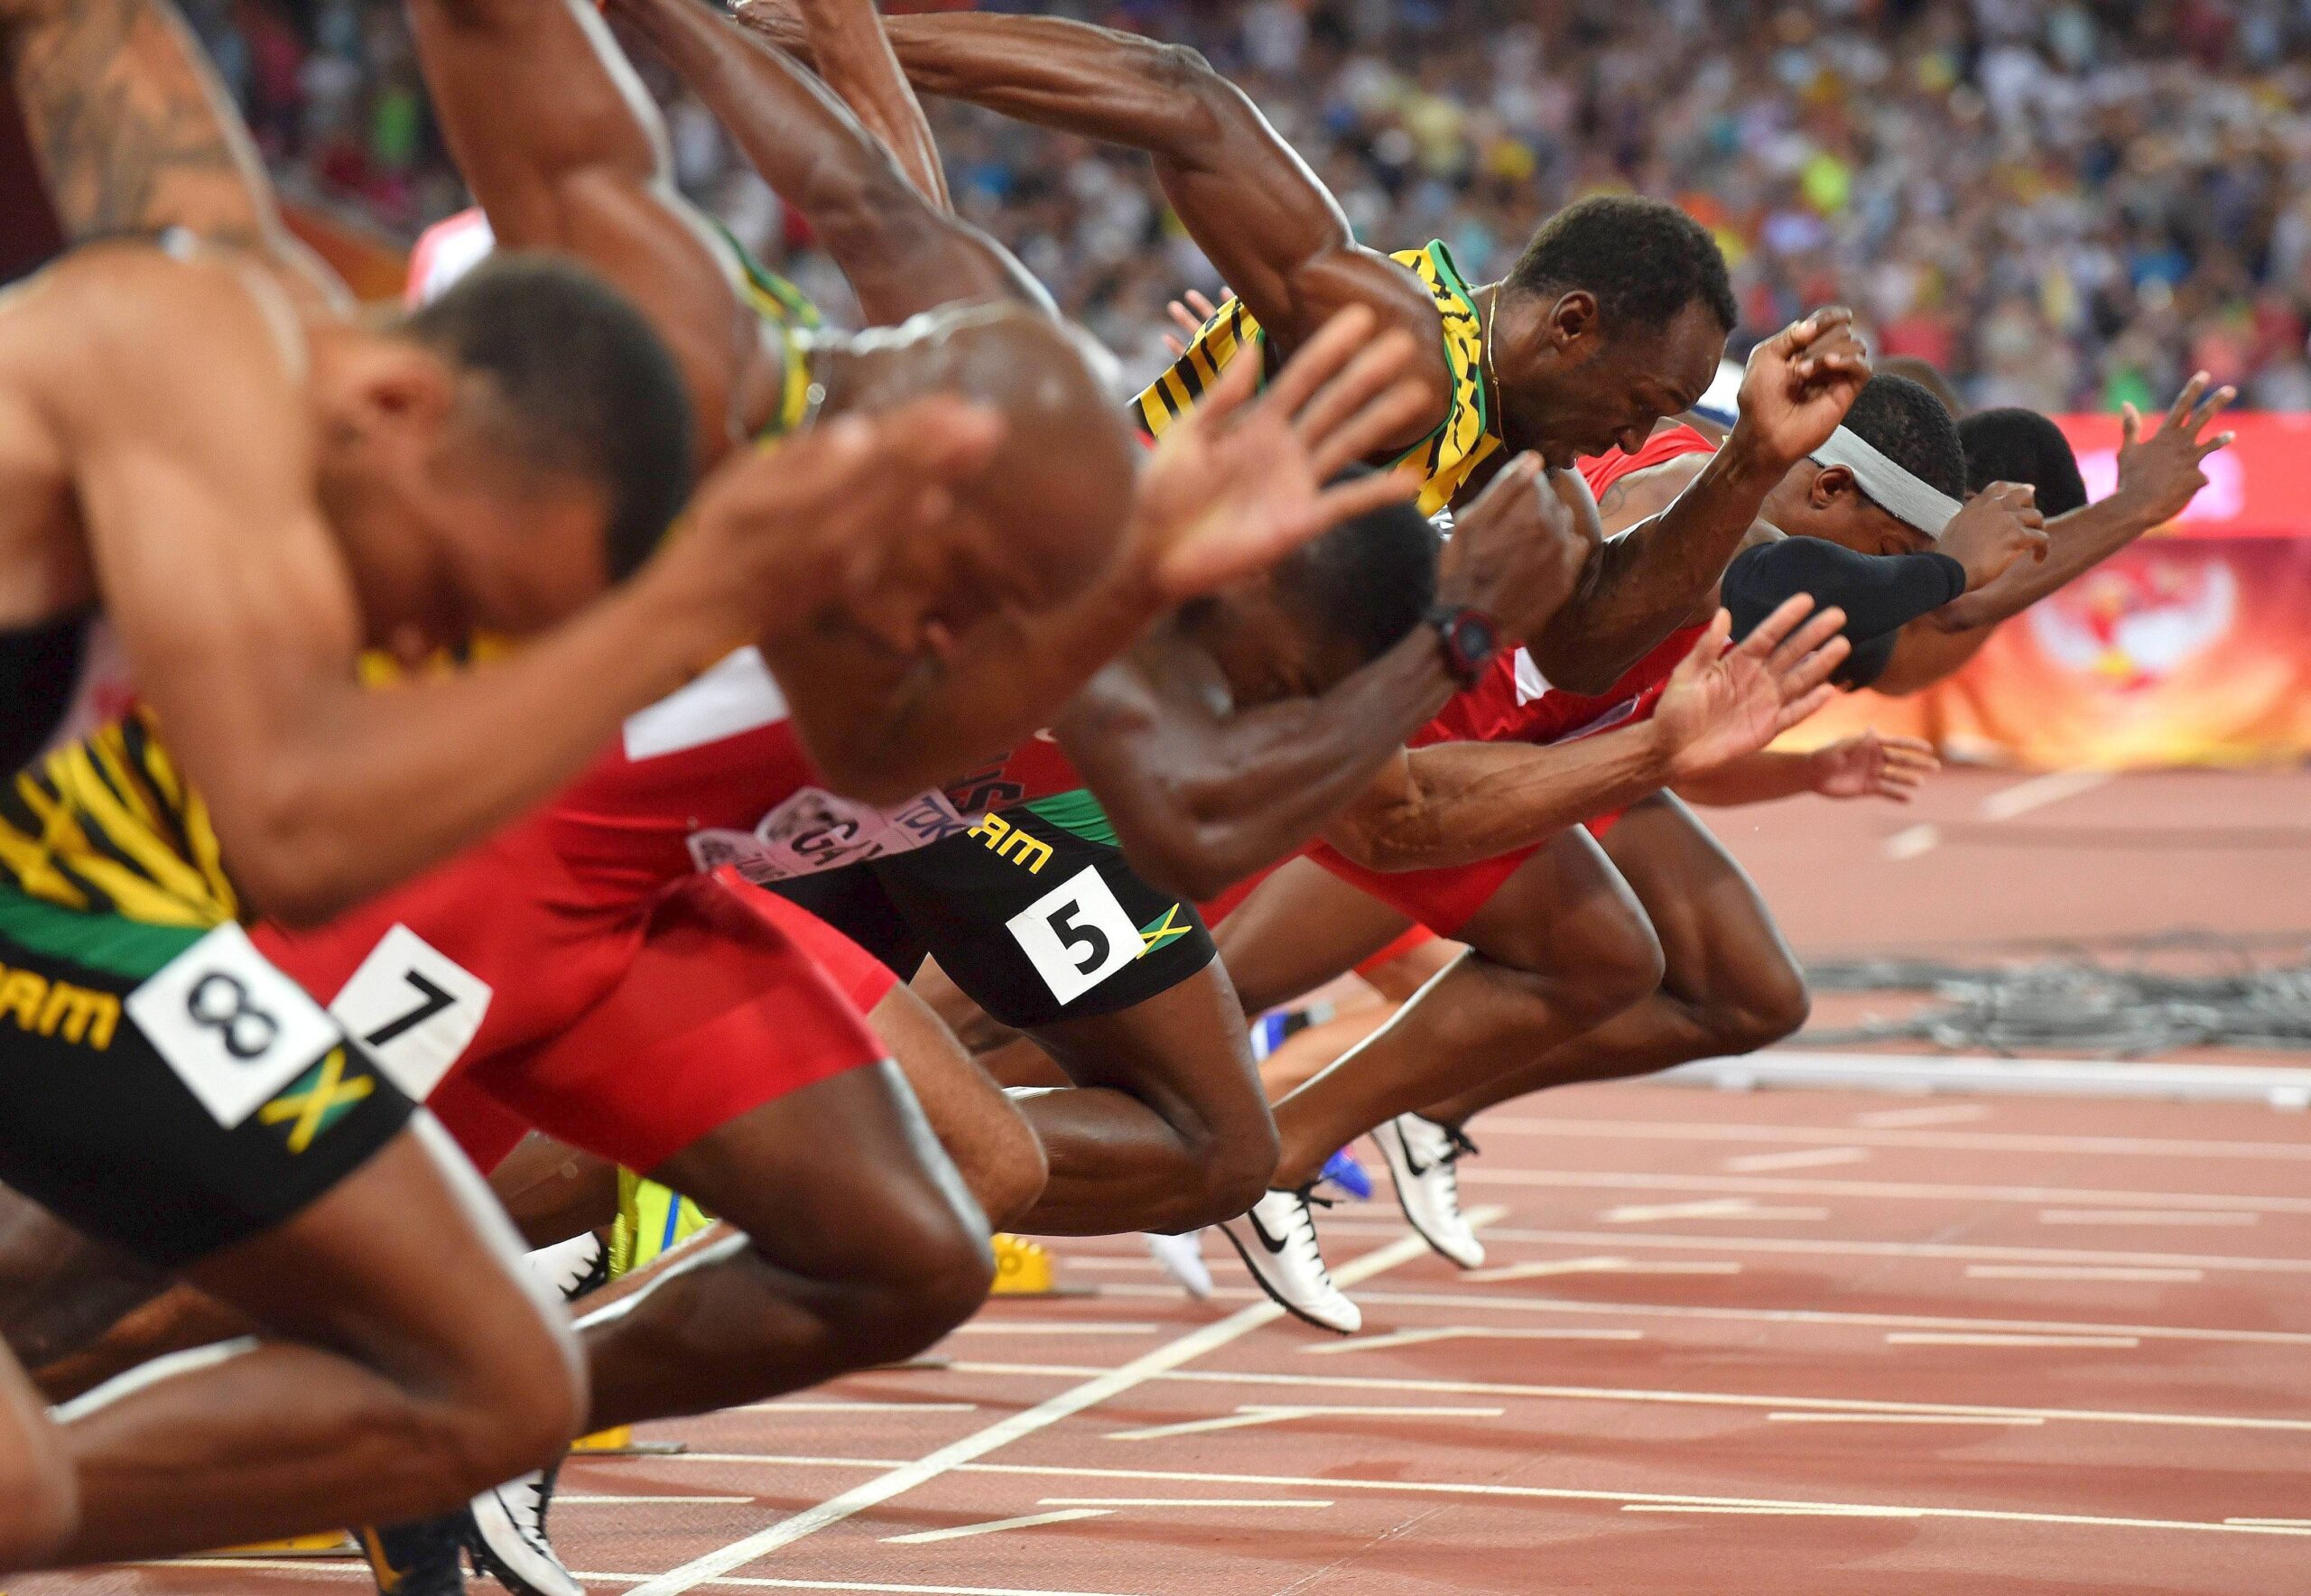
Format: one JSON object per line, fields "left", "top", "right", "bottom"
{"left": 1722, "top": 537, "right": 1965, "bottom": 647}
{"left": 1834, "top": 629, "right": 1898, "bottom": 691}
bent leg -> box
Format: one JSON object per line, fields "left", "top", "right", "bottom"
{"left": 872, "top": 979, "right": 1047, "bottom": 1229}
{"left": 0, "top": 1342, "right": 75, "bottom": 1568}
{"left": 1423, "top": 794, "right": 1807, "bottom": 1125}
{"left": 58, "top": 1119, "right": 582, "bottom": 1564}
{"left": 1213, "top": 858, "right": 1419, "bottom": 1017}
{"left": 1267, "top": 828, "right": 1664, "bottom": 1187}
{"left": 1014, "top": 960, "right": 1278, "bottom": 1235}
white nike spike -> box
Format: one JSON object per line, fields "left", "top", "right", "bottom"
{"left": 1373, "top": 1114, "right": 1485, "bottom": 1269}
{"left": 1220, "top": 1187, "right": 1360, "bottom": 1334}
{"left": 467, "top": 1469, "right": 582, "bottom": 1596}
{"left": 1143, "top": 1229, "right": 1214, "bottom": 1299}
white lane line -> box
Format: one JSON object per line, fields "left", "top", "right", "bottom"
{"left": 1883, "top": 822, "right": 1940, "bottom": 860}
{"left": 1888, "top": 1332, "right": 2139, "bottom": 1350}
{"left": 2228, "top": 1518, "right": 2311, "bottom": 1528}
{"left": 1723, "top": 1146, "right": 1870, "bottom": 1174}
{"left": 949, "top": 1361, "right": 2311, "bottom": 1434}
{"left": 1624, "top": 1503, "right": 1923, "bottom": 1519}
{"left": 1106, "top": 1404, "right": 1503, "bottom": 1442}
{"left": 1478, "top": 1116, "right": 2311, "bottom": 1163}
{"left": 559, "top": 1496, "right": 758, "bottom": 1506}
{"left": 1766, "top": 1413, "right": 2043, "bottom": 1426}
{"left": 1464, "top": 1257, "right": 1740, "bottom": 1283}
{"left": 1601, "top": 1198, "right": 1829, "bottom": 1224}
{"left": 1462, "top": 1166, "right": 2311, "bottom": 1216}
{"left": 741, "top": 1403, "right": 980, "bottom": 1415}
{"left": 623, "top": 1213, "right": 1498, "bottom": 1596}
{"left": 1966, "top": 1265, "right": 2204, "bottom": 1283}
{"left": 2038, "top": 1210, "right": 2259, "bottom": 1227}
{"left": 137, "top": 1566, "right": 1148, "bottom": 1596}
{"left": 1856, "top": 1104, "right": 1990, "bottom": 1129}
{"left": 1981, "top": 768, "right": 2111, "bottom": 821}
{"left": 1302, "top": 1326, "right": 1643, "bottom": 1355}
{"left": 882, "top": 1509, "right": 1110, "bottom": 1545}
{"left": 654, "top": 1456, "right": 2311, "bottom": 1538}
{"left": 1326, "top": 1222, "right": 2311, "bottom": 1277}
{"left": 950, "top": 1322, "right": 1160, "bottom": 1336}
{"left": 1039, "top": 1498, "right": 1332, "bottom": 1509}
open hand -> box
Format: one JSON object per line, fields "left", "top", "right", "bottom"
{"left": 1161, "top": 289, "right": 1221, "bottom": 357}
{"left": 1940, "top": 480, "right": 2048, "bottom": 590}
{"left": 1808, "top": 730, "right": 1938, "bottom": 802}
{"left": 1731, "top": 307, "right": 1873, "bottom": 473}
{"left": 2112, "top": 371, "right": 2238, "bottom": 526}
{"left": 1657, "top": 595, "right": 1852, "bottom": 781}
{"left": 1128, "top": 303, "right": 1431, "bottom": 601}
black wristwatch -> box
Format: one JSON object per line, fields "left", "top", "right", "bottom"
{"left": 1426, "top": 603, "right": 1499, "bottom": 686}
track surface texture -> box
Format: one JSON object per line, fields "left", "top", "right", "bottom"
{"left": 22, "top": 769, "right": 2311, "bottom": 1594}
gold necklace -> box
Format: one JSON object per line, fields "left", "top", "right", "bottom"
{"left": 1481, "top": 285, "right": 1501, "bottom": 420}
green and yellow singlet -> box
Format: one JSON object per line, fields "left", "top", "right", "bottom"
{"left": 1132, "top": 239, "right": 1502, "bottom": 518}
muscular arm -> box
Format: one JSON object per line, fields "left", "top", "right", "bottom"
{"left": 405, "top": 0, "right": 760, "bottom": 459}
{"left": 797, "top": 0, "right": 947, "bottom": 209}
{"left": 745, "top": 2, "right": 1448, "bottom": 444}
{"left": 614, "top": 0, "right": 1044, "bottom": 323}
{"left": 1054, "top": 628, "right": 1464, "bottom": 902}
{"left": 1323, "top": 727, "right": 1674, "bottom": 873}
{"left": 2, "top": 0, "right": 340, "bottom": 304}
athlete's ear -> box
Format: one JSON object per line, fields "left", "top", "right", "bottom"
{"left": 1546, "top": 291, "right": 1600, "bottom": 348}
{"left": 1810, "top": 463, "right": 1857, "bottom": 508}
{"left": 352, "top": 342, "right": 460, "bottom": 437}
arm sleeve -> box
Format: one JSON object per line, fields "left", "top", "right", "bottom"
{"left": 1722, "top": 538, "right": 1965, "bottom": 646}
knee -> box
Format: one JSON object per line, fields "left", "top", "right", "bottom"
{"left": 0, "top": 1448, "right": 76, "bottom": 1571}
{"left": 824, "top": 1192, "right": 997, "bottom": 1367}
{"left": 976, "top": 1116, "right": 1050, "bottom": 1233}
{"left": 415, "top": 1303, "right": 586, "bottom": 1494}
{"left": 1706, "top": 962, "right": 1811, "bottom": 1056}
{"left": 1156, "top": 1109, "right": 1279, "bottom": 1233}
{"left": 1563, "top": 909, "right": 1667, "bottom": 1029}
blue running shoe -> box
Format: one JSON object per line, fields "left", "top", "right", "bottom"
{"left": 1318, "top": 1147, "right": 1373, "bottom": 1201}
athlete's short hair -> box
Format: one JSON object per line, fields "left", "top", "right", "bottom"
{"left": 1841, "top": 374, "right": 1967, "bottom": 504}
{"left": 1273, "top": 476, "right": 1438, "bottom": 667}
{"left": 1960, "top": 408, "right": 2089, "bottom": 516}
{"left": 401, "top": 251, "right": 694, "bottom": 581}
{"left": 1507, "top": 195, "right": 1737, "bottom": 334}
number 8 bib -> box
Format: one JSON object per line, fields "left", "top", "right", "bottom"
{"left": 1005, "top": 866, "right": 1143, "bottom": 1007}
{"left": 125, "top": 923, "right": 347, "bottom": 1128}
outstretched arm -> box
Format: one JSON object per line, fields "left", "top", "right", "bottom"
{"left": 1, "top": 0, "right": 340, "bottom": 303}
{"left": 797, "top": 0, "right": 946, "bottom": 209}
{"left": 738, "top": 0, "right": 1449, "bottom": 445}
{"left": 611, "top": 0, "right": 1043, "bottom": 324}
{"left": 405, "top": 0, "right": 761, "bottom": 459}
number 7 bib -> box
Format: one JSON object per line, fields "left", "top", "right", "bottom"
{"left": 1005, "top": 866, "right": 1142, "bottom": 1007}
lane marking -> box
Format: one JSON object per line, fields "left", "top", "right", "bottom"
{"left": 1094, "top": 1281, "right": 2311, "bottom": 1347}
{"left": 1039, "top": 1498, "right": 1331, "bottom": 1509}
{"left": 1600, "top": 1198, "right": 1828, "bottom": 1224}
{"left": 655, "top": 1455, "right": 2311, "bottom": 1538}
{"left": 2229, "top": 1518, "right": 2311, "bottom": 1528}
{"left": 1462, "top": 1166, "right": 2311, "bottom": 1216}
{"left": 1314, "top": 1221, "right": 2311, "bottom": 1277}
{"left": 1624, "top": 1503, "right": 1922, "bottom": 1518}
{"left": 1887, "top": 1332, "right": 2139, "bottom": 1349}
{"left": 1464, "top": 1257, "right": 1740, "bottom": 1283}
{"left": 1107, "top": 1404, "right": 1504, "bottom": 1442}
{"left": 623, "top": 1213, "right": 1498, "bottom": 1595}
{"left": 741, "top": 1402, "right": 980, "bottom": 1415}
{"left": 1766, "top": 1413, "right": 2043, "bottom": 1426}
{"left": 1981, "top": 768, "right": 2111, "bottom": 821}
{"left": 1723, "top": 1147, "right": 1870, "bottom": 1174}
{"left": 2038, "top": 1210, "right": 2259, "bottom": 1227}
{"left": 1856, "top": 1104, "right": 1990, "bottom": 1129}
{"left": 882, "top": 1509, "right": 1110, "bottom": 1545}
{"left": 1301, "top": 1326, "right": 1643, "bottom": 1354}
{"left": 950, "top": 1322, "right": 1160, "bottom": 1336}
{"left": 1883, "top": 822, "right": 1940, "bottom": 860}
{"left": 1966, "top": 1265, "right": 2204, "bottom": 1283}
{"left": 135, "top": 1566, "right": 1149, "bottom": 1596}
{"left": 1478, "top": 1115, "right": 2311, "bottom": 1163}
{"left": 559, "top": 1495, "right": 758, "bottom": 1506}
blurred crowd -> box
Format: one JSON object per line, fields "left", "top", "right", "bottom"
{"left": 213, "top": 0, "right": 2311, "bottom": 409}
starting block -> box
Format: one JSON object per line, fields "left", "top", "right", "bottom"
{"left": 571, "top": 1423, "right": 686, "bottom": 1457}
{"left": 183, "top": 1531, "right": 359, "bottom": 1559}
{"left": 989, "top": 1233, "right": 1089, "bottom": 1297}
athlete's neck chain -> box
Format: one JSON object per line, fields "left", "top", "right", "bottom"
{"left": 1481, "top": 285, "right": 1502, "bottom": 418}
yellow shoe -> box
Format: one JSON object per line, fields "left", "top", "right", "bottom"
{"left": 609, "top": 1169, "right": 716, "bottom": 1278}
{"left": 989, "top": 1233, "right": 1055, "bottom": 1295}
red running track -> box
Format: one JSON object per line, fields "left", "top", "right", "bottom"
{"left": 34, "top": 1078, "right": 2311, "bottom": 1596}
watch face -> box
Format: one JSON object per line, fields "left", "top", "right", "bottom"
{"left": 1453, "top": 614, "right": 1496, "bottom": 661}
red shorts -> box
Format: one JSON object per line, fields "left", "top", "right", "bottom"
{"left": 432, "top": 872, "right": 890, "bottom": 1174}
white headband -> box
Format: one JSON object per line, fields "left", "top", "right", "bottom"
{"left": 1809, "top": 425, "right": 1963, "bottom": 540}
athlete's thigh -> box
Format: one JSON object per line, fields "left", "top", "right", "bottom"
{"left": 1597, "top": 793, "right": 1797, "bottom": 1005}
{"left": 1452, "top": 823, "right": 1654, "bottom": 973}
{"left": 1210, "top": 857, "right": 1416, "bottom": 1016}
{"left": 868, "top": 979, "right": 1031, "bottom": 1161}
{"left": 1028, "top": 960, "right": 1267, "bottom": 1136}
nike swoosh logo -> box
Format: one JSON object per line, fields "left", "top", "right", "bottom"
{"left": 1246, "top": 1210, "right": 1293, "bottom": 1255}
{"left": 1398, "top": 1143, "right": 1433, "bottom": 1180}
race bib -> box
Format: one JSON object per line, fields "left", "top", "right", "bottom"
{"left": 1006, "top": 866, "right": 1141, "bottom": 1007}
{"left": 125, "top": 923, "right": 345, "bottom": 1129}
{"left": 325, "top": 925, "right": 494, "bottom": 1100}
{"left": 686, "top": 785, "right": 973, "bottom": 885}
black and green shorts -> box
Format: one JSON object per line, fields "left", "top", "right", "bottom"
{"left": 771, "top": 792, "right": 1215, "bottom": 1031}
{"left": 0, "top": 886, "right": 413, "bottom": 1270}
